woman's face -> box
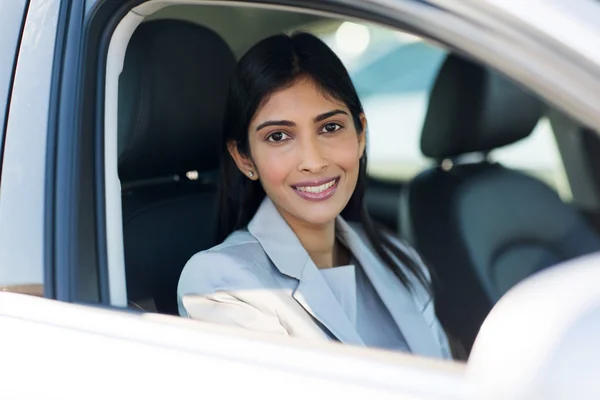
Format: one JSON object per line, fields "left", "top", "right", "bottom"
{"left": 230, "top": 77, "right": 366, "bottom": 228}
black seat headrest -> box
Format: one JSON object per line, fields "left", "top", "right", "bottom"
{"left": 118, "top": 20, "right": 236, "bottom": 182}
{"left": 421, "top": 54, "right": 544, "bottom": 160}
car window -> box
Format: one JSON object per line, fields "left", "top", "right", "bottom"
{"left": 104, "top": 2, "right": 600, "bottom": 371}
{"left": 304, "top": 21, "right": 571, "bottom": 198}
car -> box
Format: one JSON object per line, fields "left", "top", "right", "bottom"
{"left": 1, "top": 0, "right": 599, "bottom": 398}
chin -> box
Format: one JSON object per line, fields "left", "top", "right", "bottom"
{"left": 298, "top": 213, "right": 337, "bottom": 226}
{"left": 289, "top": 199, "right": 347, "bottom": 226}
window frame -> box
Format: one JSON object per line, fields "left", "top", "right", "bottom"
{"left": 75, "top": 0, "right": 600, "bottom": 307}
{"left": 95, "top": 0, "right": 600, "bottom": 307}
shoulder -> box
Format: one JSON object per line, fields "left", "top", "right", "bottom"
{"left": 178, "top": 229, "right": 272, "bottom": 296}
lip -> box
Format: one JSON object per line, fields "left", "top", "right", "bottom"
{"left": 291, "top": 177, "right": 340, "bottom": 202}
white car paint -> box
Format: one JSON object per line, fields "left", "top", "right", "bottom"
{"left": 0, "top": 292, "right": 468, "bottom": 400}
{"left": 467, "top": 252, "right": 600, "bottom": 400}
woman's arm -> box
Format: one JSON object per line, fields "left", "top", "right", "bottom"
{"left": 178, "top": 251, "right": 290, "bottom": 336}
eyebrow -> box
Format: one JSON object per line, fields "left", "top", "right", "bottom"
{"left": 314, "top": 109, "right": 348, "bottom": 123}
{"left": 255, "top": 109, "right": 349, "bottom": 132}
{"left": 255, "top": 119, "right": 296, "bottom": 132}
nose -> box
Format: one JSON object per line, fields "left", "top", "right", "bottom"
{"left": 297, "top": 135, "right": 328, "bottom": 174}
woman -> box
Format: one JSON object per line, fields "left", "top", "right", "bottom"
{"left": 178, "top": 32, "right": 451, "bottom": 359}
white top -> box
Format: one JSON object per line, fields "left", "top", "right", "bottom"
{"left": 320, "top": 262, "right": 411, "bottom": 353}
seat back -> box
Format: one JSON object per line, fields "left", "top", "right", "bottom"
{"left": 402, "top": 55, "right": 600, "bottom": 351}
{"left": 118, "top": 20, "right": 236, "bottom": 314}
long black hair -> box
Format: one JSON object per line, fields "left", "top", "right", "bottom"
{"left": 216, "top": 32, "right": 429, "bottom": 292}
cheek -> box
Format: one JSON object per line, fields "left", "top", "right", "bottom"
{"left": 329, "top": 135, "right": 362, "bottom": 172}
{"left": 253, "top": 147, "right": 294, "bottom": 190}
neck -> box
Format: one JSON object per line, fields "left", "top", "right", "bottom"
{"left": 278, "top": 208, "right": 348, "bottom": 269}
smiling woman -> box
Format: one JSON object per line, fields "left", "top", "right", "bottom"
{"left": 234, "top": 76, "right": 366, "bottom": 231}
{"left": 177, "top": 32, "right": 452, "bottom": 359}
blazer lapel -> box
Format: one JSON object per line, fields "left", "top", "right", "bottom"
{"left": 293, "top": 259, "right": 364, "bottom": 345}
{"left": 337, "top": 218, "right": 443, "bottom": 358}
{"left": 248, "top": 198, "right": 364, "bottom": 346}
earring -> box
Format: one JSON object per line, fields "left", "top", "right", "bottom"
{"left": 248, "top": 171, "right": 254, "bottom": 178}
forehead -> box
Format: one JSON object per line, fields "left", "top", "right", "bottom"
{"left": 252, "top": 78, "right": 348, "bottom": 123}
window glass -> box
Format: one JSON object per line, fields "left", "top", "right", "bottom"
{"left": 303, "top": 21, "right": 570, "bottom": 197}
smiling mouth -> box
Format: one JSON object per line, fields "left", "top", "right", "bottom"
{"left": 291, "top": 177, "right": 340, "bottom": 202}
{"left": 294, "top": 178, "right": 337, "bottom": 193}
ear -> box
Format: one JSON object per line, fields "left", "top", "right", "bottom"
{"left": 358, "top": 114, "right": 367, "bottom": 158}
{"left": 227, "top": 141, "right": 259, "bottom": 180}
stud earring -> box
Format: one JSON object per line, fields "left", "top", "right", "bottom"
{"left": 248, "top": 171, "right": 254, "bottom": 178}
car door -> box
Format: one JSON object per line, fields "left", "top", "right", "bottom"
{"left": 0, "top": 2, "right": 467, "bottom": 399}
{"left": 0, "top": 290, "right": 469, "bottom": 399}
{"left": 0, "top": 1, "right": 466, "bottom": 398}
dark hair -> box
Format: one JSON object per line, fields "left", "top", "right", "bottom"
{"left": 216, "top": 32, "right": 429, "bottom": 291}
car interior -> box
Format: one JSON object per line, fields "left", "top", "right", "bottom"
{"left": 399, "top": 55, "right": 600, "bottom": 351}
{"left": 112, "top": 3, "right": 600, "bottom": 358}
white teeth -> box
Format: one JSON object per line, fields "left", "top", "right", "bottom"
{"left": 295, "top": 179, "right": 336, "bottom": 193}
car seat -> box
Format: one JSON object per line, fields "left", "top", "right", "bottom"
{"left": 118, "top": 19, "right": 236, "bottom": 314}
{"left": 400, "top": 54, "right": 600, "bottom": 352}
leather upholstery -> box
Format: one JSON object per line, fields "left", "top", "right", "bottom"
{"left": 118, "top": 20, "right": 234, "bottom": 181}
{"left": 402, "top": 54, "right": 600, "bottom": 352}
{"left": 421, "top": 55, "right": 543, "bottom": 159}
{"left": 119, "top": 20, "right": 235, "bottom": 314}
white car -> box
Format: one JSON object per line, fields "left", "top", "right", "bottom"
{"left": 1, "top": 0, "right": 599, "bottom": 398}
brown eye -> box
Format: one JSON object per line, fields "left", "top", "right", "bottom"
{"left": 321, "top": 123, "right": 341, "bottom": 134}
{"left": 266, "top": 131, "right": 290, "bottom": 142}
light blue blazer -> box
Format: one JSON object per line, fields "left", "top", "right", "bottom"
{"left": 178, "top": 198, "right": 451, "bottom": 359}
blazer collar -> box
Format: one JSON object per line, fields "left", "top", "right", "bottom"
{"left": 248, "top": 198, "right": 363, "bottom": 345}
{"left": 247, "top": 197, "right": 307, "bottom": 280}
{"left": 247, "top": 197, "right": 356, "bottom": 281}
{"left": 247, "top": 198, "right": 441, "bottom": 357}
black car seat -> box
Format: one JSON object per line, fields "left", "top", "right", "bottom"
{"left": 118, "top": 20, "right": 236, "bottom": 314}
{"left": 400, "top": 54, "right": 600, "bottom": 352}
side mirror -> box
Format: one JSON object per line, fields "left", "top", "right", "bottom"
{"left": 466, "top": 253, "right": 600, "bottom": 400}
